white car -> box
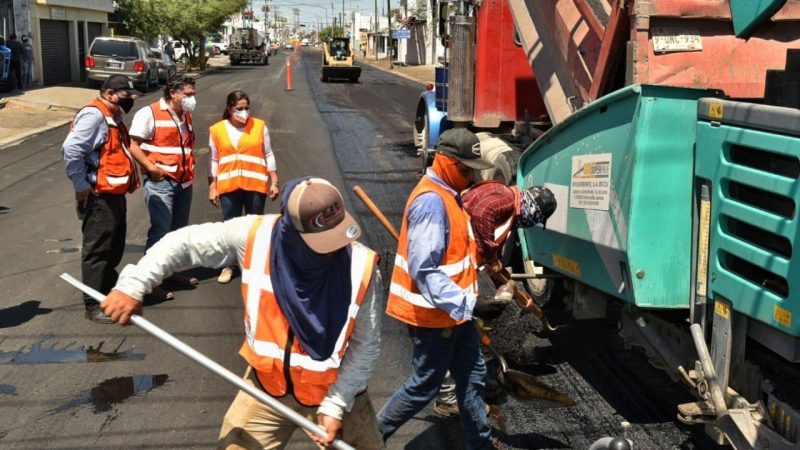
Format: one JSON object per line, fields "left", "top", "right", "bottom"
{"left": 285, "top": 43, "right": 294, "bottom": 49}
{"left": 208, "top": 40, "right": 228, "bottom": 55}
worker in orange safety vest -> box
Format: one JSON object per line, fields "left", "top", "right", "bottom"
{"left": 208, "top": 90, "right": 280, "bottom": 285}
{"left": 378, "top": 128, "right": 510, "bottom": 449}
{"left": 128, "top": 76, "right": 199, "bottom": 301}
{"left": 100, "top": 177, "right": 385, "bottom": 450}
{"left": 61, "top": 75, "right": 141, "bottom": 324}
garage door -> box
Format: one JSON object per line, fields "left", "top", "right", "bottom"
{"left": 40, "top": 19, "right": 71, "bottom": 86}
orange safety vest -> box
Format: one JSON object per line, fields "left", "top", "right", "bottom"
{"left": 139, "top": 101, "right": 195, "bottom": 184}
{"left": 238, "top": 215, "right": 378, "bottom": 406}
{"left": 387, "top": 176, "right": 479, "bottom": 328}
{"left": 209, "top": 118, "right": 270, "bottom": 195}
{"left": 72, "top": 98, "right": 139, "bottom": 195}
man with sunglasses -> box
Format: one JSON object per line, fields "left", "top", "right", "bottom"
{"left": 62, "top": 75, "right": 141, "bottom": 323}
{"left": 128, "top": 76, "right": 199, "bottom": 301}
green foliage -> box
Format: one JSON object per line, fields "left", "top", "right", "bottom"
{"left": 115, "top": 0, "right": 247, "bottom": 67}
{"left": 319, "top": 26, "right": 345, "bottom": 41}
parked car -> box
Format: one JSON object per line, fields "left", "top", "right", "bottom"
{"left": 150, "top": 48, "right": 177, "bottom": 84}
{"left": 284, "top": 42, "right": 294, "bottom": 50}
{"left": 86, "top": 36, "right": 159, "bottom": 91}
{"left": 169, "top": 40, "right": 213, "bottom": 66}
{"left": 207, "top": 39, "right": 228, "bottom": 55}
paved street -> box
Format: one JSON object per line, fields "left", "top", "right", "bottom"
{"left": 0, "top": 49, "right": 710, "bottom": 449}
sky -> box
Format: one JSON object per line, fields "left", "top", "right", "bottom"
{"left": 252, "top": 0, "right": 394, "bottom": 30}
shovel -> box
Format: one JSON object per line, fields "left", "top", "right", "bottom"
{"left": 479, "top": 330, "right": 575, "bottom": 407}
{"left": 352, "top": 185, "right": 575, "bottom": 406}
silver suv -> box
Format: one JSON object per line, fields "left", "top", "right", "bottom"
{"left": 86, "top": 36, "right": 159, "bottom": 92}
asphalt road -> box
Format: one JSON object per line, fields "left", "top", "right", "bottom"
{"left": 0, "top": 49, "right": 710, "bottom": 449}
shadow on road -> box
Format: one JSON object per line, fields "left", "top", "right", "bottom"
{"left": 0, "top": 300, "right": 52, "bottom": 328}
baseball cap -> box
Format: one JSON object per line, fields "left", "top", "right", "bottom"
{"left": 435, "top": 128, "right": 493, "bottom": 170}
{"left": 101, "top": 75, "right": 143, "bottom": 96}
{"left": 287, "top": 178, "right": 361, "bottom": 253}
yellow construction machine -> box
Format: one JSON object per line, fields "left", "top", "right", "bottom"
{"left": 321, "top": 37, "right": 360, "bottom": 83}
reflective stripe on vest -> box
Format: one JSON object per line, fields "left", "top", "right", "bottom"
{"left": 238, "top": 215, "right": 377, "bottom": 406}
{"left": 141, "top": 101, "right": 195, "bottom": 184}
{"left": 209, "top": 118, "right": 270, "bottom": 195}
{"left": 386, "top": 176, "right": 479, "bottom": 328}
{"left": 73, "top": 99, "right": 139, "bottom": 195}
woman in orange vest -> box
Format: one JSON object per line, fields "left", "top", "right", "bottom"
{"left": 208, "top": 90, "right": 280, "bottom": 284}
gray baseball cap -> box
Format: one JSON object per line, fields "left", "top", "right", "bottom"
{"left": 435, "top": 129, "right": 493, "bottom": 170}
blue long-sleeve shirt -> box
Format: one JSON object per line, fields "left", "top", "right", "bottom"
{"left": 62, "top": 107, "right": 109, "bottom": 192}
{"left": 406, "top": 169, "right": 476, "bottom": 321}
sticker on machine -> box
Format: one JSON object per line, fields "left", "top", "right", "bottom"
{"left": 570, "top": 153, "right": 612, "bottom": 211}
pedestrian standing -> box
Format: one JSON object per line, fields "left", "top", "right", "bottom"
{"left": 377, "top": 129, "right": 509, "bottom": 449}
{"left": 164, "top": 41, "right": 175, "bottom": 62}
{"left": 208, "top": 90, "right": 280, "bottom": 284}
{"left": 5, "top": 33, "right": 23, "bottom": 90}
{"left": 128, "top": 76, "right": 198, "bottom": 301}
{"left": 100, "top": 177, "right": 384, "bottom": 450}
{"left": 21, "top": 35, "right": 33, "bottom": 89}
{"left": 61, "top": 75, "right": 141, "bottom": 323}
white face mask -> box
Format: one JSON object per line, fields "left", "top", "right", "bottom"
{"left": 232, "top": 109, "right": 249, "bottom": 123}
{"left": 180, "top": 95, "right": 196, "bottom": 112}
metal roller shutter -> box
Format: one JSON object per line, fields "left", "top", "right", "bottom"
{"left": 88, "top": 22, "right": 102, "bottom": 43}
{"left": 40, "top": 19, "right": 71, "bottom": 86}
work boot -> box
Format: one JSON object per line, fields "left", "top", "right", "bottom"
{"left": 217, "top": 267, "right": 235, "bottom": 284}
{"left": 165, "top": 274, "right": 199, "bottom": 286}
{"left": 144, "top": 286, "right": 175, "bottom": 302}
{"left": 85, "top": 306, "right": 114, "bottom": 324}
{"left": 433, "top": 399, "right": 460, "bottom": 418}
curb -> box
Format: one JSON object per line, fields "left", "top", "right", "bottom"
{"left": 0, "top": 118, "right": 72, "bottom": 150}
{"left": 0, "top": 64, "right": 227, "bottom": 151}
{"left": 356, "top": 59, "right": 431, "bottom": 85}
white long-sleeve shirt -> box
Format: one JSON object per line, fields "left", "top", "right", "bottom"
{"left": 115, "top": 215, "right": 382, "bottom": 420}
{"left": 208, "top": 120, "right": 277, "bottom": 177}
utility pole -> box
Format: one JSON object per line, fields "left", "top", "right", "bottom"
{"left": 374, "top": 0, "right": 378, "bottom": 61}
{"left": 342, "top": 0, "right": 346, "bottom": 39}
{"left": 386, "top": 0, "right": 392, "bottom": 69}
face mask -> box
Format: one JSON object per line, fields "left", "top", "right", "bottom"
{"left": 117, "top": 97, "right": 135, "bottom": 114}
{"left": 233, "top": 109, "right": 249, "bottom": 123}
{"left": 180, "top": 95, "right": 197, "bottom": 112}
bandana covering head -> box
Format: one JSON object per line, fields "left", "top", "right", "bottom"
{"left": 431, "top": 153, "right": 472, "bottom": 191}
{"left": 270, "top": 177, "right": 353, "bottom": 361}
{"left": 517, "top": 188, "right": 546, "bottom": 228}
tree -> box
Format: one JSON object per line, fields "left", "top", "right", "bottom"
{"left": 115, "top": 0, "right": 247, "bottom": 68}
{"left": 319, "top": 26, "right": 344, "bottom": 41}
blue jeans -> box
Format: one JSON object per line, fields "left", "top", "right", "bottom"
{"left": 144, "top": 178, "right": 193, "bottom": 250}
{"left": 377, "top": 322, "right": 491, "bottom": 449}
{"left": 220, "top": 189, "right": 266, "bottom": 221}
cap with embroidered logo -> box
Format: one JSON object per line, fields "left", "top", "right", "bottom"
{"left": 101, "top": 75, "right": 143, "bottom": 96}
{"left": 287, "top": 178, "right": 361, "bottom": 253}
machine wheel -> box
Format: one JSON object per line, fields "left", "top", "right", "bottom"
{"left": 414, "top": 106, "right": 434, "bottom": 174}
{"left": 524, "top": 265, "right": 565, "bottom": 308}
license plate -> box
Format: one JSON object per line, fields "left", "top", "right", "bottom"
{"left": 105, "top": 61, "right": 124, "bottom": 70}
{"left": 652, "top": 27, "right": 702, "bottom": 52}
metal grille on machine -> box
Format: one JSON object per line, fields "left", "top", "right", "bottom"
{"left": 447, "top": 15, "right": 475, "bottom": 122}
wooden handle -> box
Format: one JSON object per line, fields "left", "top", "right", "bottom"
{"left": 352, "top": 185, "right": 400, "bottom": 241}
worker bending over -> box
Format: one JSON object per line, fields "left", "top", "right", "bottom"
{"left": 100, "top": 177, "right": 384, "bottom": 450}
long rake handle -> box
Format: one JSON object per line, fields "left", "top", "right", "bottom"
{"left": 60, "top": 273, "right": 355, "bottom": 450}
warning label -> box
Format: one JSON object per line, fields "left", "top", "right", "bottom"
{"left": 570, "top": 154, "right": 612, "bottom": 210}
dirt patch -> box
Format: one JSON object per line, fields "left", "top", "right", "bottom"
{"left": 0, "top": 100, "right": 74, "bottom": 143}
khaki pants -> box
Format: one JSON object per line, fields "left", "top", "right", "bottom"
{"left": 218, "top": 368, "right": 383, "bottom": 450}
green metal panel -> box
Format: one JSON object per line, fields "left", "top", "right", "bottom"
{"left": 729, "top": 0, "right": 787, "bottom": 39}
{"left": 694, "top": 98, "right": 800, "bottom": 337}
{"left": 518, "top": 85, "right": 712, "bottom": 308}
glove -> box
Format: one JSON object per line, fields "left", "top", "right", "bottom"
{"left": 472, "top": 294, "right": 511, "bottom": 321}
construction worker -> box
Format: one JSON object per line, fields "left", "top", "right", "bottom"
{"left": 128, "top": 76, "right": 198, "bottom": 301}
{"left": 99, "top": 177, "right": 384, "bottom": 450}
{"left": 434, "top": 179, "right": 557, "bottom": 417}
{"left": 208, "top": 90, "right": 280, "bottom": 284}
{"left": 61, "top": 75, "right": 141, "bottom": 323}
{"left": 378, "top": 128, "right": 509, "bottom": 449}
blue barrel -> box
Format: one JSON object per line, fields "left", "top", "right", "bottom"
{"left": 435, "top": 65, "right": 448, "bottom": 111}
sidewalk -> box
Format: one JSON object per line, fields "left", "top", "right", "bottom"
{"left": 357, "top": 56, "right": 435, "bottom": 85}
{"left": 0, "top": 55, "right": 229, "bottom": 150}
